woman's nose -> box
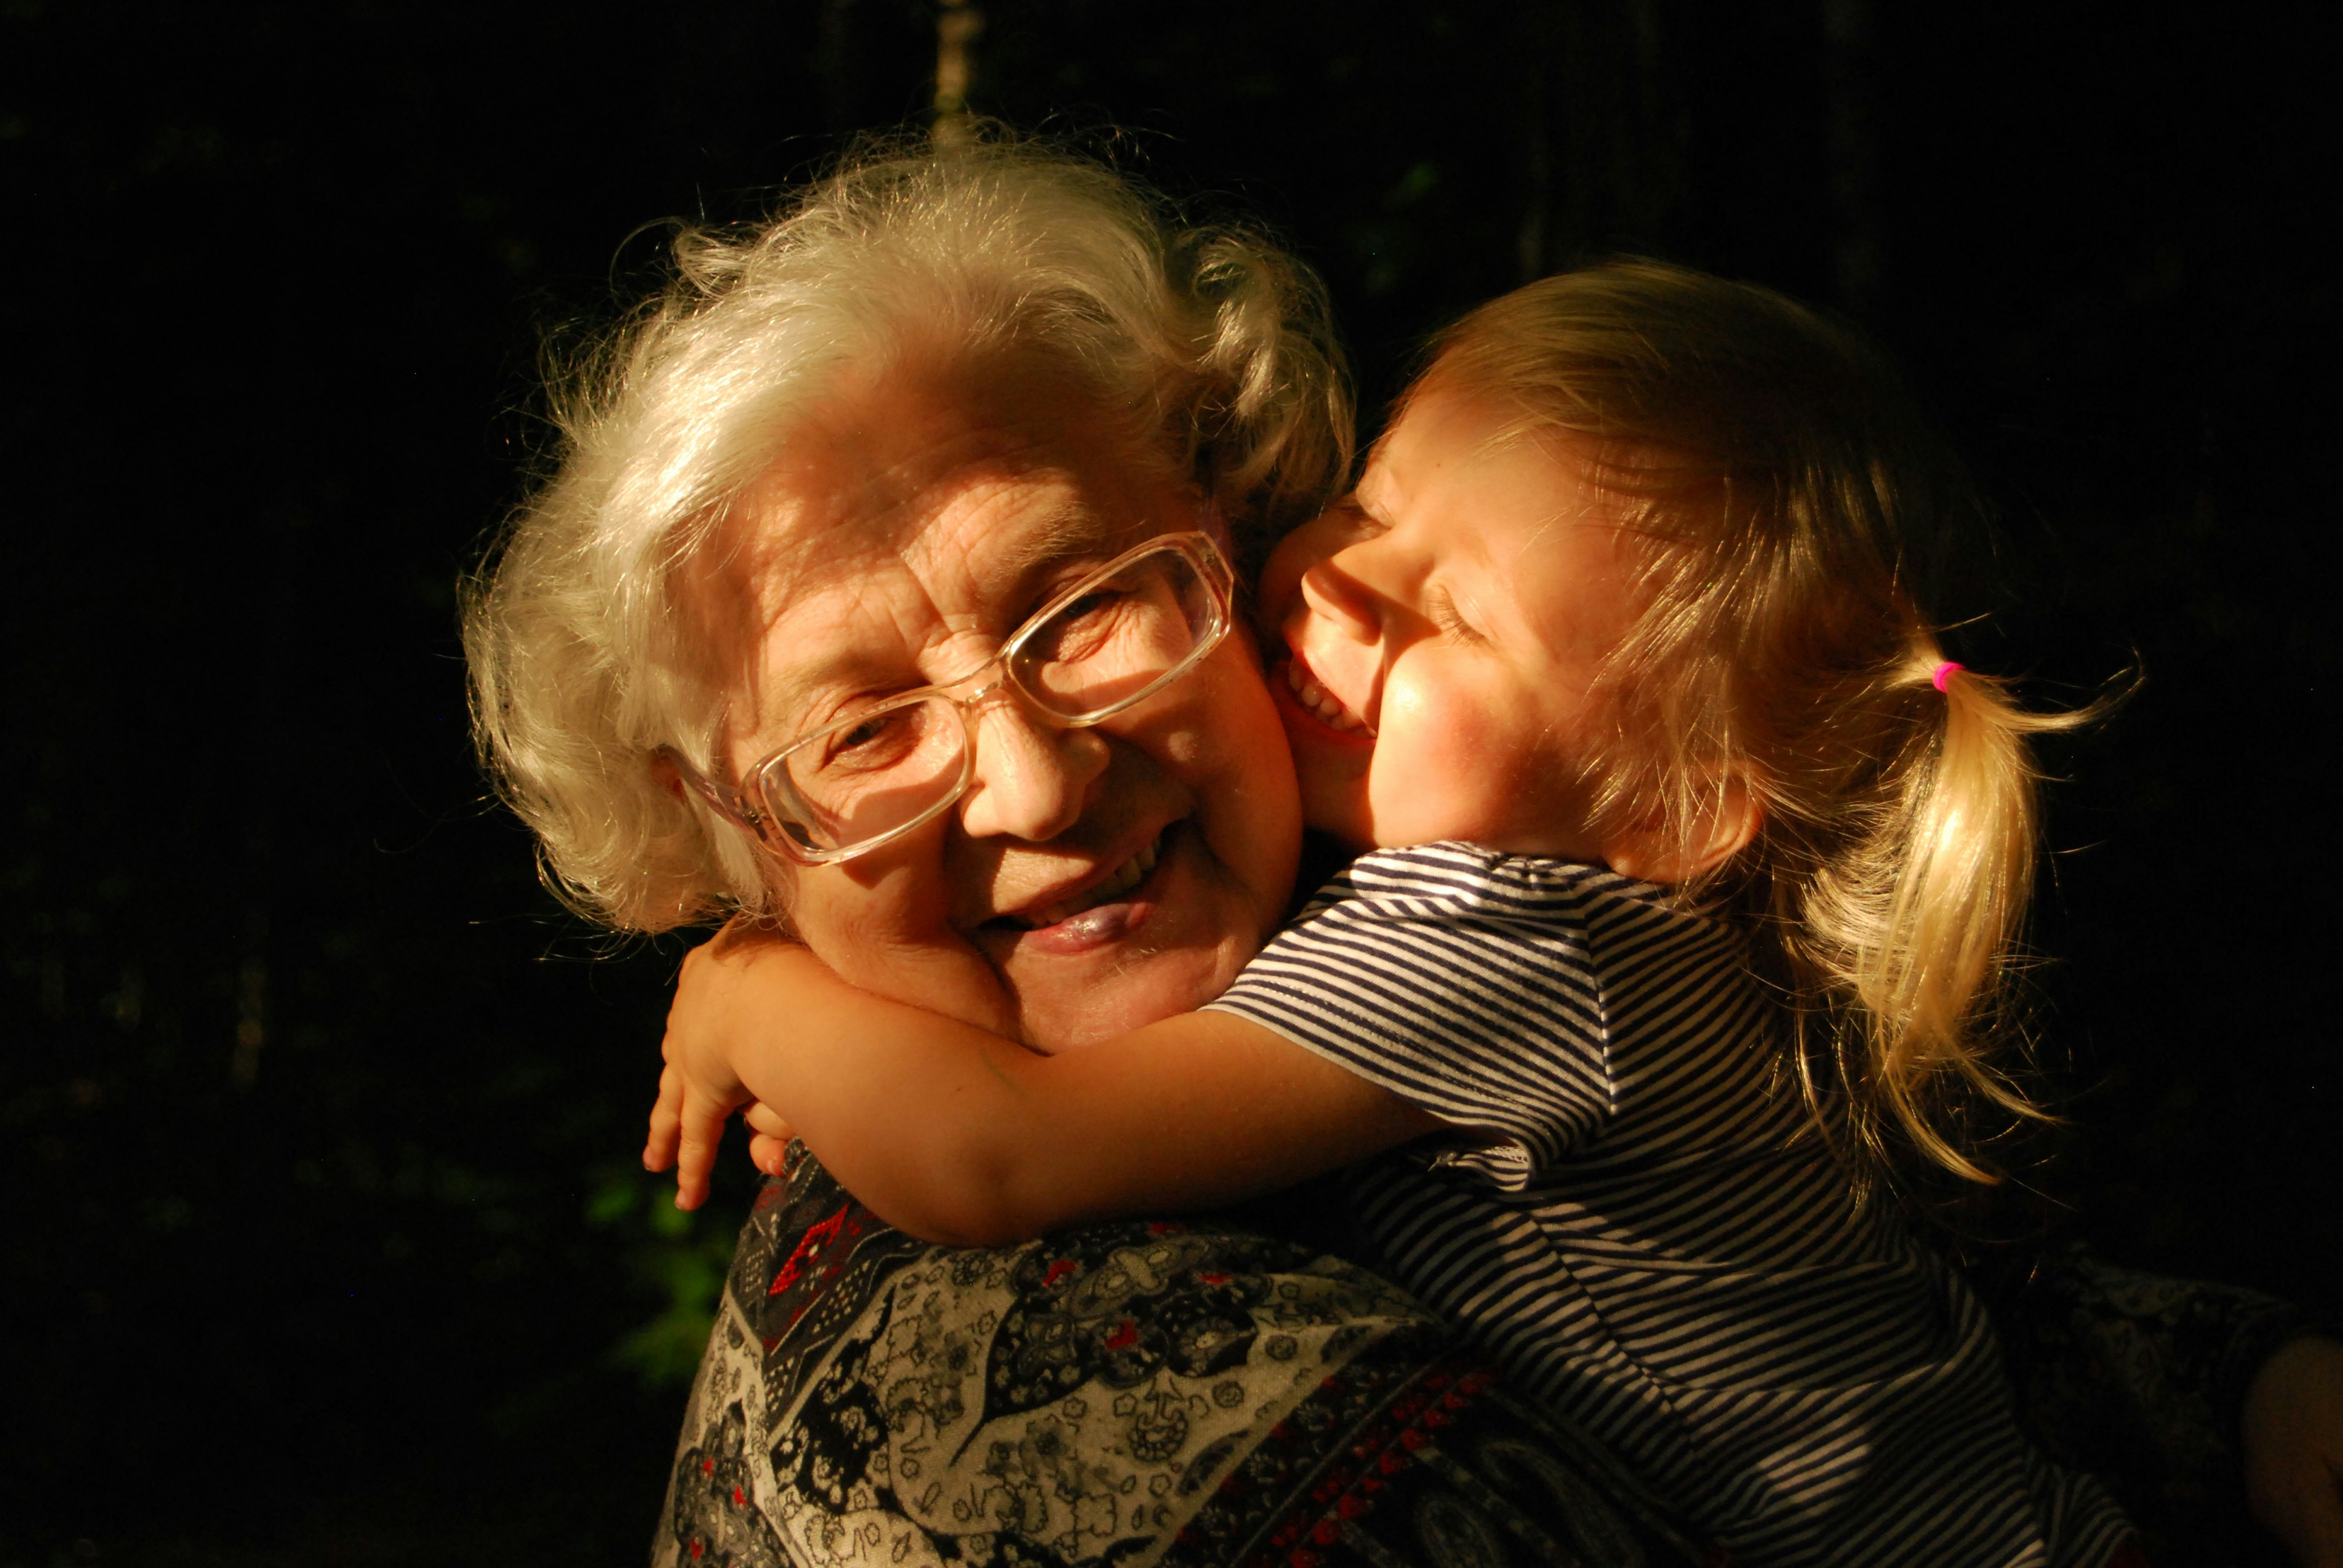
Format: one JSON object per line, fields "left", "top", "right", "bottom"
{"left": 956, "top": 700, "right": 1111, "bottom": 843}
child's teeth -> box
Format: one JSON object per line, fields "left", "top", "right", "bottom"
{"left": 1286, "top": 656, "right": 1371, "bottom": 735}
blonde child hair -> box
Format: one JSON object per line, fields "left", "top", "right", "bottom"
{"left": 1420, "top": 260, "right": 2100, "bottom": 1184}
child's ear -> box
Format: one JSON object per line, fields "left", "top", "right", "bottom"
{"left": 1602, "top": 776, "right": 1761, "bottom": 885}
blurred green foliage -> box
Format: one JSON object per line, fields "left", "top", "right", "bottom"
{"left": 588, "top": 1161, "right": 744, "bottom": 1390}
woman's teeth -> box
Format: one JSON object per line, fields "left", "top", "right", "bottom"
{"left": 1285, "top": 657, "right": 1370, "bottom": 733}
{"left": 1022, "top": 835, "right": 1161, "bottom": 929}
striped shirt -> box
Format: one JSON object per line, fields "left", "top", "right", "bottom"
{"left": 1207, "top": 843, "right": 2132, "bottom": 1567}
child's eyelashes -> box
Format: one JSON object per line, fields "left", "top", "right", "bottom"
{"left": 1328, "top": 497, "right": 1390, "bottom": 540}
{"left": 1427, "top": 586, "right": 1485, "bottom": 644}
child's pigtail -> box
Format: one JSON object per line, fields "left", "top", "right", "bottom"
{"left": 1844, "top": 658, "right": 2091, "bottom": 1180}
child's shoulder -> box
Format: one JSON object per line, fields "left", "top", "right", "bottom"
{"left": 1313, "top": 841, "right": 1664, "bottom": 913}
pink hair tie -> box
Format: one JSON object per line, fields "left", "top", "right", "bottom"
{"left": 1931, "top": 661, "right": 1965, "bottom": 693}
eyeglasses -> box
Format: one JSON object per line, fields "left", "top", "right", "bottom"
{"left": 661, "top": 530, "right": 1234, "bottom": 866}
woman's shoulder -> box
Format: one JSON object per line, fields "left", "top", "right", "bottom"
{"left": 658, "top": 1146, "right": 1719, "bottom": 1568}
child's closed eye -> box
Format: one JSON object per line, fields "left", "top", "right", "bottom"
{"left": 1428, "top": 584, "right": 1486, "bottom": 644}
{"left": 1327, "top": 495, "right": 1391, "bottom": 541}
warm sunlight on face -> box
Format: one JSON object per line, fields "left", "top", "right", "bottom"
{"left": 1259, "top": 381, "right": 1643, "bottom": 860}
{"left": 712, "top": 354, "right": 1300, "bottom": 1050}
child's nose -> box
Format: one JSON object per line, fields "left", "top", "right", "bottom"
{"left": 1297, "top": 561, "right": 1380, "bottom": 643}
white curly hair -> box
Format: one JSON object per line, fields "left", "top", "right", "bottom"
{"left": 462, "top": 133, "right": 1351, "bottom": 932}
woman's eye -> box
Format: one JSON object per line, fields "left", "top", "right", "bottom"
{"left": 822, "top": 709, "right": 910, "bottom": 768}
{"left": 1054, "top": 588, "right": 1120, "bottom": 624}
{"left": 1027, "top": 584, "right": 1138, "bottom": 663}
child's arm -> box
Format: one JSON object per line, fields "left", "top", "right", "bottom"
{"left": 644, "top": 928, "right": 1443, "bottom": 1246}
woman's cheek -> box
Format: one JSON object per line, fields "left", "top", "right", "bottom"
{"left": 797, "top": 847, "right": 1023, "bottom": 1037}
{"left": 1191, "top": 637, "right": 1303, "bottom": 928}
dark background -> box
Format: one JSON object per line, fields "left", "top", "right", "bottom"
{"left": 3, "top": 2, "right": 2335, "bottom": 1563}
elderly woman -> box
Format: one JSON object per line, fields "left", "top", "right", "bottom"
{"left": 466, "top": 138, "right": 2342, "bottom": 1567}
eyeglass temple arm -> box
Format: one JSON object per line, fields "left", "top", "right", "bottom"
{"left": 654, "top": 745, "right": 762, "bottom": 829}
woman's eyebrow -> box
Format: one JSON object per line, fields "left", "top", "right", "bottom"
{"left": 975, "top": 514, "right": 1175, "bottom": 626}
{"left": 992, "top": 504, "right": 1147, "bottom": 580}
{"left": 752, "top": 642, "right": 893, "bottom": 744}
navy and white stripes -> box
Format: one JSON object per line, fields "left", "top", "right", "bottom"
{"left": 1208, "top": 843, "right": 2131, "bottom": 1568}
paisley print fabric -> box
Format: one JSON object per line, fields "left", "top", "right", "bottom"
{"left": 656, "top": 1145, "right": 1715, "bottom": 1568}
{"left": 1987, "top": 1241, "right": 2333, "bottom": 1565}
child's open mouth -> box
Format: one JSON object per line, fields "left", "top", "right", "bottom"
{"left": 1281, "top": 653, "right": 1374, "bottom": 736}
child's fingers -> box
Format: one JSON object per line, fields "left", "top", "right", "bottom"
{"left": 644, "top": 1062, "right": 688, "bottom": 1173}
{"left": 646, "top": 1063, "right": 730, "bottom": 1209}
{"left": 742, "top": 1100, "right": 798, "bottom": 1144}
{"left": 673, "top": 1102, "right": 726, "bottom": 1211}
{"left": 675, "top": 1125, "right": 716, "bottom": 1209}
{"left": 747, "top": 1131, "right": 791, "bottom": 1177}
{"left": 741, "top": 1102, "right": 797, "bottom": 1179}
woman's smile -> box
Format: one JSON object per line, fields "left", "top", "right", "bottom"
{"left": 1009, "top": 827, "right": 1165, "bottom": 930}
{"left": 977, "top": 821, "right": 1179, "bottom": 956}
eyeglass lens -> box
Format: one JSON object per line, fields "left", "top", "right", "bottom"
{"left": 768, "top": 545, "right": 1219, "bottom": 852}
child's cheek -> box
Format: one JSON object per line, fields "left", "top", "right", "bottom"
{"left": 1368, "top": 686, "right": 1521, "bottom": 846}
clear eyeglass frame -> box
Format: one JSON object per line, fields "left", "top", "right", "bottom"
{"left": 658, "top": 529, "right": 1234, "bottom": 866}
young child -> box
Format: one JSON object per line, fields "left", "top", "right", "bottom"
{"left": 647, "top": 261, "right": 2135, "bottom": 1566}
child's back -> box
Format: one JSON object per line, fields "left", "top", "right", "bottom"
{"left": 1216, "top": 844, "right": 2126, "bottom": 1563}
{"left": 1219, "top": 260, "right": 2143, "bottom": 1561}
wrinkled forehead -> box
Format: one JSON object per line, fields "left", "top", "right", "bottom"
{"left": 675, "top": 356, "right": 1189, "bottom": 742}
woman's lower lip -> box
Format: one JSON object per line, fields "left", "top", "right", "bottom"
{"left": 1003, "top": 825, "right": 1181, "bottom": 957}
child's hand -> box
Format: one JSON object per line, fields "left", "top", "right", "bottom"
{"left": 744, "top": 1101, "right": 798, "bottom": 1178}
{"left": 643, "top": 919, "right": 801, "bottom": 1210}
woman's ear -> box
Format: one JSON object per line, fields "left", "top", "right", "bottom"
{"left": 1601, "top": 776, "right": 1761, "bottom": 885}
